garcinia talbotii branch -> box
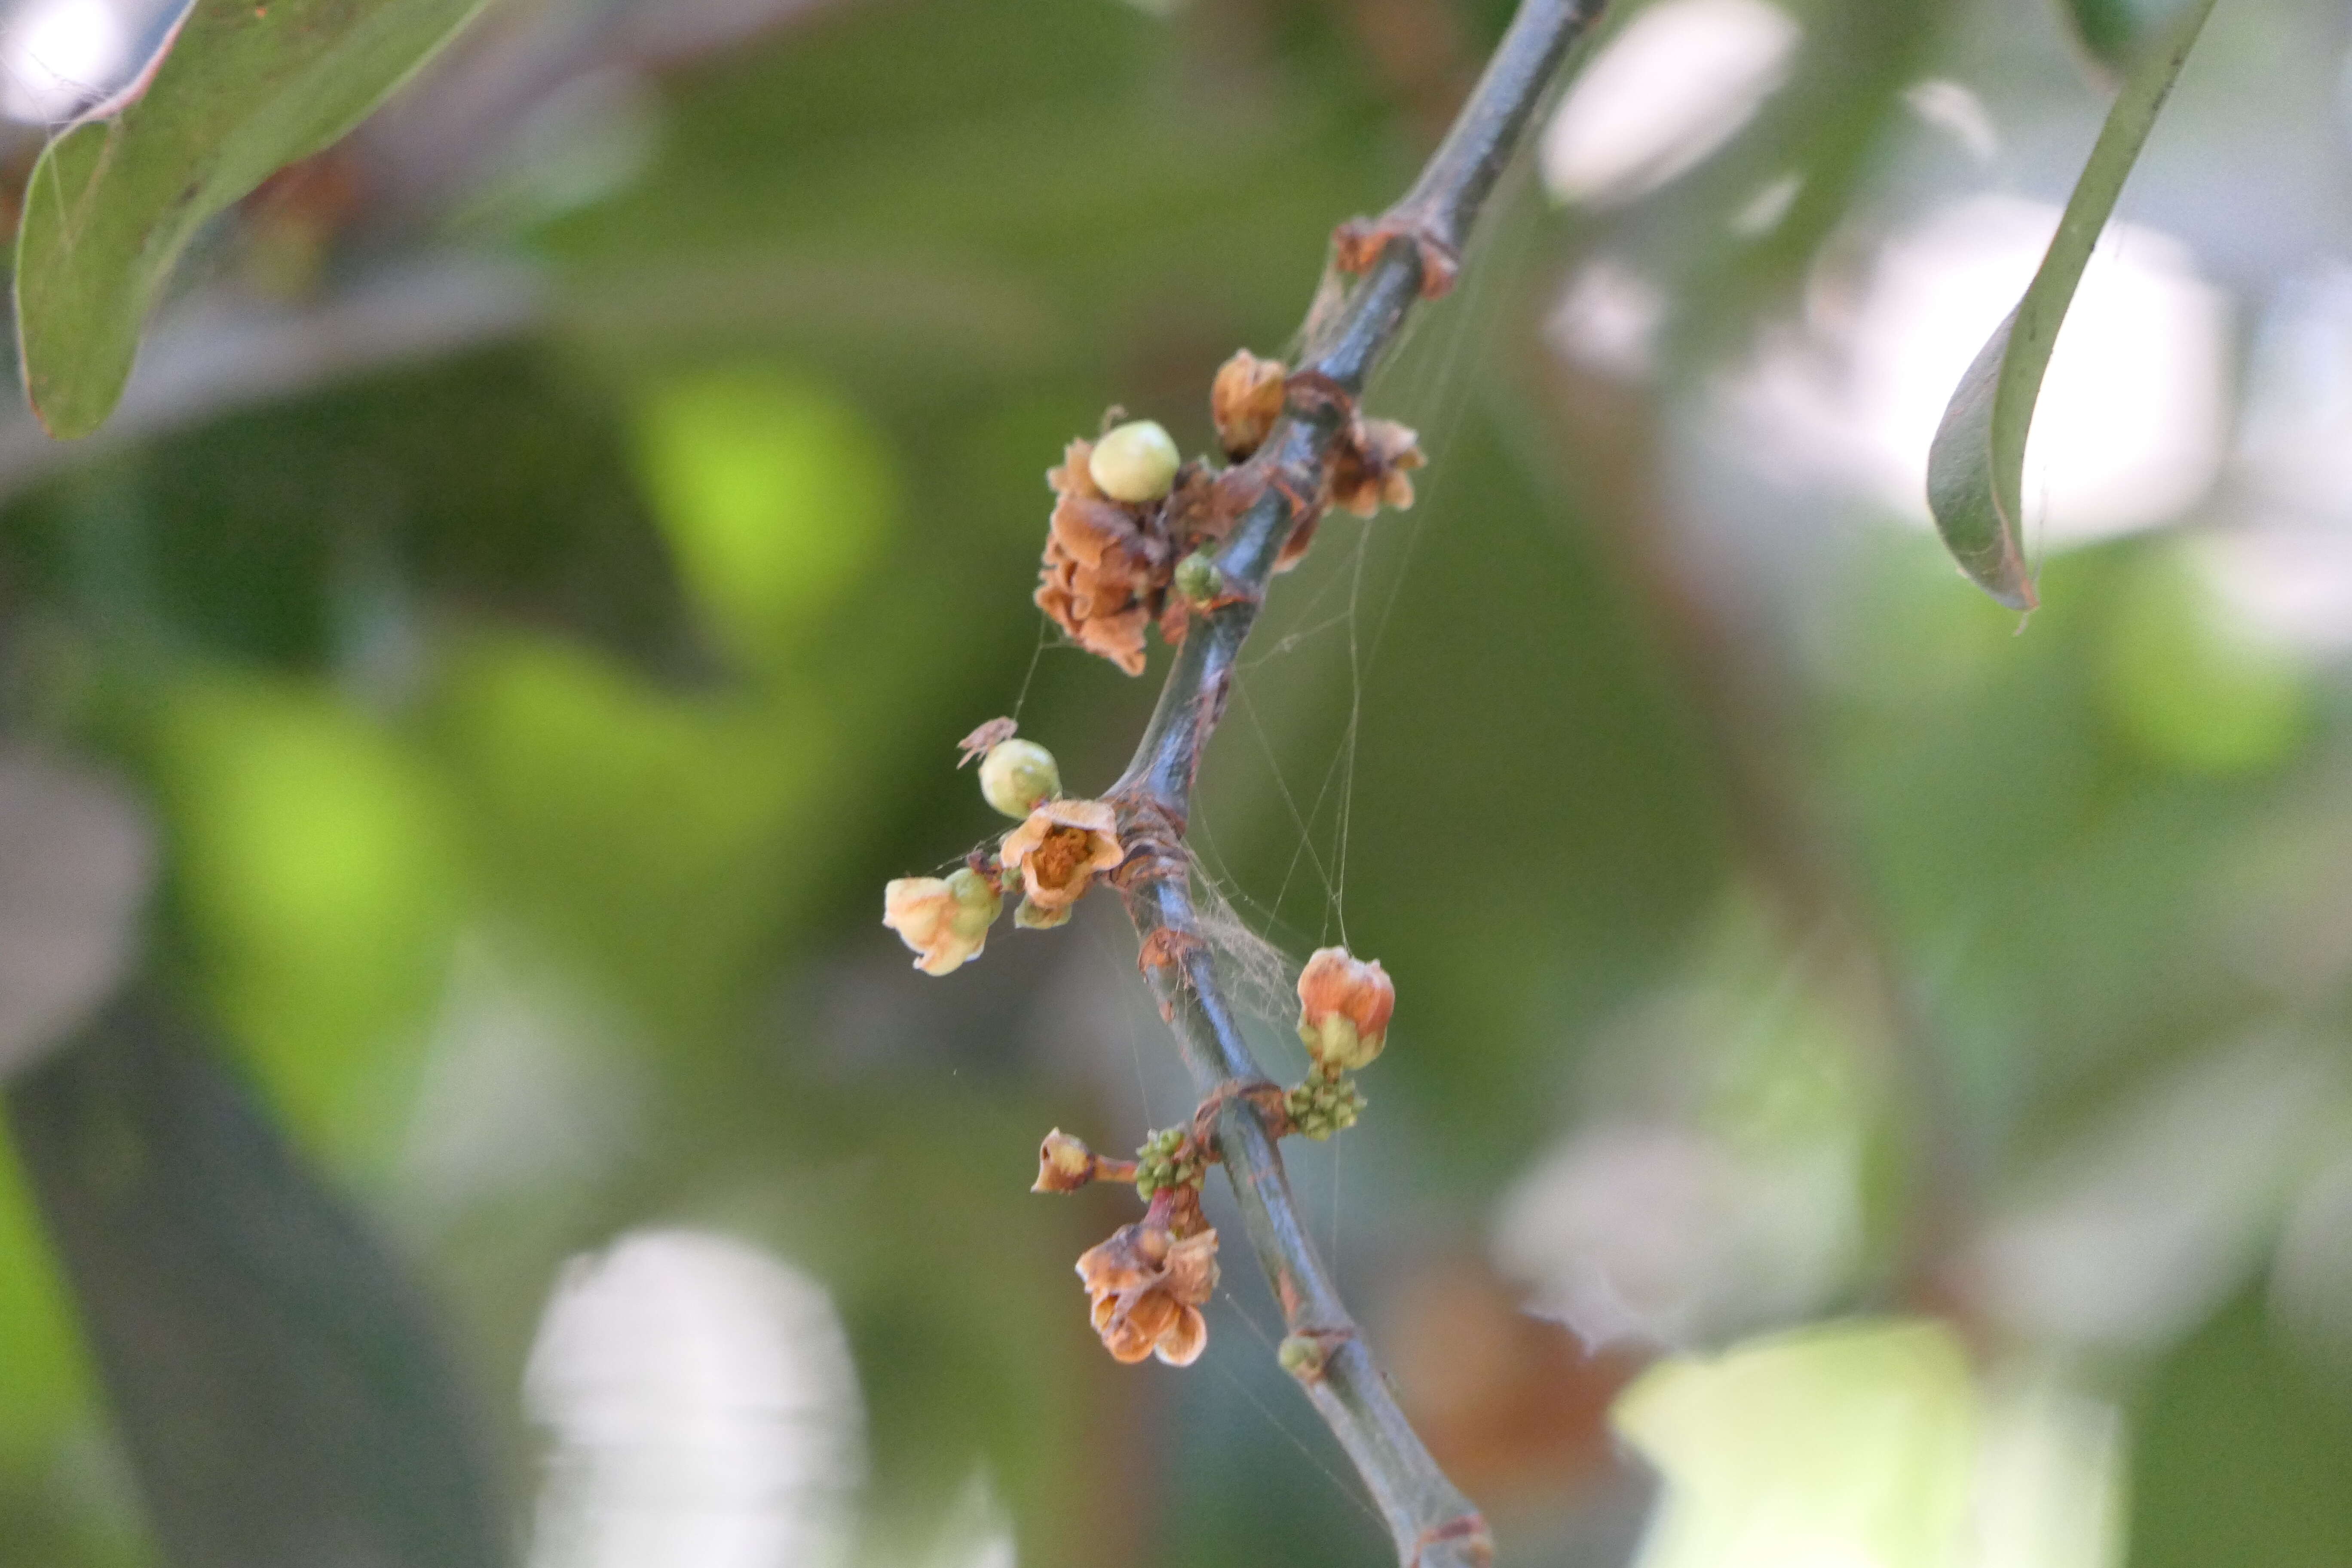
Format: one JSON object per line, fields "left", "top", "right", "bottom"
{"left": 1102, "top": 3, "right": 1605, "bottom": 1562}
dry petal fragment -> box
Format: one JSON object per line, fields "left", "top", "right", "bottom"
{"left": 1329, "top": 417, "right": 1425, "bottom": 519}
{"left": 957, "top": 717, "right": 1019, "bottom": 766}
{"left": 1211, "top": 349, "right": 1288, "bottom": 461}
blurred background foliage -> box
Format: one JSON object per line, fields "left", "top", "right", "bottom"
{"left": 2, "top": 0, "right": 2352, "bottom": 1564}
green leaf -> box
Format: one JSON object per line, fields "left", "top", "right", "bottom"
{"left": 5, "top": 986, "right": 508, "bottom": 1568}
{"left": 13, "top": 0, "right": 492, "bottom": 439}
{"left": 1922, "top": 0, "right": 2214, "bottom": 611}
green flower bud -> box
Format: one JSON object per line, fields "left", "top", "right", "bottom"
{"left": 1277, "top": 1333, "right": 1327, "bottom": 1382}
{"left": 1174, "top": 551, "right": 1222, "bottom": 605}
{"left": 946, "top": 866, "right": 1001, "bottom": 926}
{"left": 978, "top": 738, "right": 1061, "bottom": 818}
{"left": 1088, "top": 420, "right": 1182, "bottom": 503}
{"left": 1014, "top": 896, "right": 1071, "bottom": 930}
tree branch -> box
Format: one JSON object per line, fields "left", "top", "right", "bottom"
{"left": 1104, "top": 3, "right": 1603, "bottom": 1562}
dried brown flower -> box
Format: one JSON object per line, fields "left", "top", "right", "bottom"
{"left": 1034, "top": 1128, "right": 1139, "bottom": 1192}
{"left": 1329, "top": 417, "right": 1425, "bottom": 519}
{"left": 999, "top": 797, "right": 1124, "bottom": 928}
{"left": 1211, "top": 350, "right": 1288, "bottom": 461}
{"left": 1036, "top": 438, "right": 1177, "bottom": 675}
{"left": 1077, "top": 1218, "right": 1219, "bottom": 1366}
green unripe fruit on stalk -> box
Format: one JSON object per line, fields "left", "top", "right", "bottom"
{"left": 1089, "top": 420, "right": 1182, "bottom": 503}
{"left": 979, "top": 738, "right": 1061, "bottom": 818}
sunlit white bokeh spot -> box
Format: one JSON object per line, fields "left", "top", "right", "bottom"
{"left": 2239, "top": 267, "right": 2352, "bottom": 522}
{"left": 1550, "top": 256, "right": 1669, "bottom": 379}
{"left": 1902, "top": 79, "right": 1999, "bottom": 164}
{"left": 0, "top": 0, "right": 129, "bottom": 122}
{"left": 1731, "top": 196, "right": 2229, "bottom": 548}
{"left": 525, "top": 1229, "right": 865, "bottom": 1568}
{"left": 1540, "top": 0, "right": 1801, "bottom": 208}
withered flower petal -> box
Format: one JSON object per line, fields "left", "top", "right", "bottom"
{"left": 1034, "top": 1129, "right": 1096, "bottom": 1193}
{"left": 1037, "top": 435, "right": 1181, "bottom": 677}
{"left": 1329, "top": 417, "right": 1425, "bottom": 520}
{"left": 1076, "top": 1220, "right": 1220, "bottom": 1368}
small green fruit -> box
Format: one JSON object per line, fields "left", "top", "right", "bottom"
{"left": 1174, "top": 551, "right": 1222, "bottom": 605}
{"left": 1089, "top": 420, "right": 1182, "bottom": 503}
{"left": 979, "top": 738, "right": 1061, "bottom": 818}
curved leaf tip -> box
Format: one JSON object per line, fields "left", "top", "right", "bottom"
{"left": 1922, "top": 0, "right": 2214, "bottom": 610}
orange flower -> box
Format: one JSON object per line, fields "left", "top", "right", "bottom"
{"left": 1211, "top": 350, "right": 1288, "bottom": 461}
{"left": 1076, "top": 1220, "right": 1219, "bottom": 1366}
{"left": 1296, "top": 945, "right": 1394, "bottom": 1070}
{"left": 1328, "top": 417, "right": 1424, "bottom": 518}
{"left": 999, "top": 798, "right": 1124, "bottom": 928}
{"left": 882, "top": 868, "right": 1002, "bottom": 976}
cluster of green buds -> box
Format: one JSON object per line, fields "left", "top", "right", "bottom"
{"left": 1133, "top": 1126, "right": 1207, "bottom": 1200}
{"left": 1284, "top": 1072, "right": 1368, "bottom": 1142}
{"left": 882, "top": 723, "right": 1127, "bottom": 972}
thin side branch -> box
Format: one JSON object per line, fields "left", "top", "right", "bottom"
{"left": 1105, "top": 3, "right": 1603, "bottom": 1562}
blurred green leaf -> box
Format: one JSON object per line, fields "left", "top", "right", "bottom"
{"left": 0, "top": 1155, "right": 92, "bottom": 1468}
{"left": 1924, "top": 0, "right": 2215, "bottom": 610}
{"left": 630, "top": 369, "right": 897, "bottom": 671}
{"left": 2098, "top": 544, "right": 2309, "bottom": 776}
{"left": 154, "top": 672, "right": 461, "bottom": 1166}
{"left": 13, "top": 0, "right": 492, "bottom": 438}
{"left": 2132, "top": 1287, "right": 2352, "bottom": 1568}
{"left": 429, "top": 632, "right": 821, "bottom": 1041}
{"left": 4, "top": 987, "right": 507, "bottom": 1568}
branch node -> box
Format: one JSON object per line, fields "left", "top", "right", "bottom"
{"left": 1136, "top": 926, "right": 1207, "bottom": 976}
{"left": 1332, "top": 211, "right": 1462, "bottom": 300}
{"left": 1107, "top": 792, "right": 1189, "bottom": 891}
{"left": 1412, "top": 1513, "right": 1495, "bottom": 1568}
{"left": 1188, "top": 1077, "right": 1287, "bottom": 1152}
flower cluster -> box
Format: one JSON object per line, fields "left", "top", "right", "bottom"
{"left": 1283, "top": 945, "right": 1394, "bottom": 1139}
{"left": 881, "top": 726, "right": 1126, "bottom": 971}
{"left": 1035, "top": 352, "right": 1425, "bottom": 674}
{"left": 1034, "top": 1122, "right": 1215, "bottom": 1364}
{"left": 1035, "top": 431, "right": 1187, "bottom": 676}
{"left": 1028, "top": 948, "right": 1400, "bottom": 1366}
